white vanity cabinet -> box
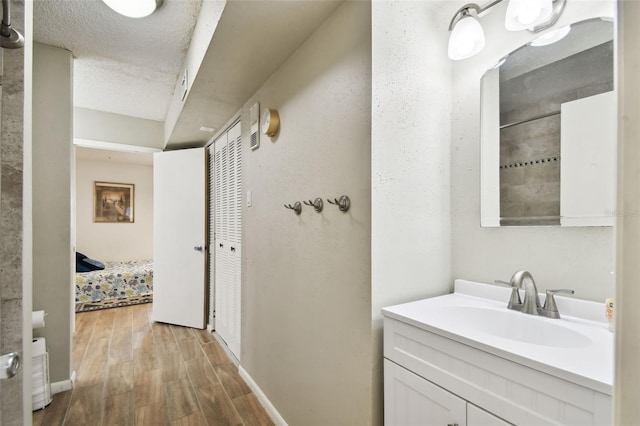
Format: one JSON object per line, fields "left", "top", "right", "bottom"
{"left": 382, "top": 280, "right": 613, "bottom": 426}
{"left": 384, "top": 359, "right": 467, "bottom": 425}
{"left": 384, "top": 359, "right": 510, "bottom": 426}
{"left": 467, "top": 404, "right": 511, "bottom": 426}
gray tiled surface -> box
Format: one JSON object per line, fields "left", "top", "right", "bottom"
{"left": 0, "top": 0, "right": 25, "bottom": 423}
{"left": 500, "top": 42, "right": 614, "bottom": 126}
{"left": 498, "top": 40, "right": 613, "bottom": 226}
{"left": 1, "top": 300, "right": 23, "bottom": 426}
{"left": 500, "top": 115, "right": 561, "bottom": 224}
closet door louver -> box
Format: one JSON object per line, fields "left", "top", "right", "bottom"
{"left": 207, "top": 145, "right": 216, "bottom": 327}
{"left": 213, "top": 121, "right": 242, "bottom": 360}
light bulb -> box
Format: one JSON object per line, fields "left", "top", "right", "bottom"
{"left": 517, "top": 6, "right": 540, "bottom": 26}
{"left": 448, "top": 15, "right": 486, "bottom": 60}
{"left": 505, "top": 0, "right": 553, "bottom": 31}
{"left": 102, "top": 0, "right": 161, "bottom": 18}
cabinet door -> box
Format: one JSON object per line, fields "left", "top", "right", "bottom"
{"left": 467, "top": 404, "right": 512, "bottom": 426}
{"left": 384, "top": 359, "right": 466, "bottom": 426}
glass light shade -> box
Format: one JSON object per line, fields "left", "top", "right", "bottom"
{"left": 448, "top": 15, "right": 486, "bottom": 60}
{"left": 530, "top": 25, "right": 571, "bottom": 46}
{"left": 505, "top": 0, "right": 553, "bottom": 31}
{"left": 102, "top": 0, "right": 160, "bottom": 18}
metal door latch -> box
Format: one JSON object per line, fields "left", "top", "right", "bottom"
{"left": 0, "top": 352, "right": 20, "bottom": 379}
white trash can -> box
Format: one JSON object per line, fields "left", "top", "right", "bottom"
{"left": 32, "top": 337, "right": 52, "bottom": 410}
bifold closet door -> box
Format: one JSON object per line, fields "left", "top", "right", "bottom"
{"left": 214, "top": 121, "right": 242, "bottom": 359}
{"left": 153, "top": 148, "right": 206, "bottom": 329}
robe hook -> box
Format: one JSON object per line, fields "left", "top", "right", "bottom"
{"left": 284, "top": 202, "right": 302, "bottom": 215}
{"left": 303, "top": 197, "right": 324, "bottom": 213}
{"left": 327, "top": 195, "right": 350, "bottom": 213}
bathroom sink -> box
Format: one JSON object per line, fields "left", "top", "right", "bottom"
{"left": 439, "top": 306, "right": 592, "bottom": 348}
{"left": 382, "top": 279, "right": 614, "bottom": 394}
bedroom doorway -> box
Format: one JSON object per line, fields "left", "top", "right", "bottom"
{"left": 74, "top": 146, "right": 155, "bottom": 317}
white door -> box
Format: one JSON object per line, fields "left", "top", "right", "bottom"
{"left": 384, "top": 359, "right": 467, "bottom": 426}
{"left": 152, "top": 148, "right": 206, "bottom": 328}
{"left": 207, "top": 145, "right": 216, "bottom": 327}
{"left": 214, "top": 121, "right": 242, "bottom": 359}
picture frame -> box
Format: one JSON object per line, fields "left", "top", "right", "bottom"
{"left": 93, "top": 181, "right": 135, "bottom": 223}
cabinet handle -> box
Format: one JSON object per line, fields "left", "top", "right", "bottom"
{"left": 230, "top": 246, "right": 236, "bottom": 252}
{"left": 447, "top": 424, "right": 459, "bottom": 426}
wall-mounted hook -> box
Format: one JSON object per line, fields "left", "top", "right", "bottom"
{"left": 303, "top": 197, "right": 324, "bottom": 213}
{"left": 327, "top": 195, "right": 350, "bottom": 213}
{"left": 284, "top": 201, "right": 302, "bottom": 215}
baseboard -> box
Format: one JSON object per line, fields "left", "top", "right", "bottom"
{"left": 50, "top": 370, "right": 76, "bottom": 395}
{"left": 238, "top": 365, "right": 287, "bottom": 426}
{"left": 211, "top": 331, "right": 239, "bottom": 366}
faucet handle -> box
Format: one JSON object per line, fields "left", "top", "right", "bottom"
{"left": 494, "top": 279, "right": 522, "bottom": 309}
{"left": 542, "top": 289, "right": 575, "bottom": 318}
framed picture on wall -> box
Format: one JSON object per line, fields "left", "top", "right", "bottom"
{"left": 94, "top": 182, "right": 135, "bottom": 223}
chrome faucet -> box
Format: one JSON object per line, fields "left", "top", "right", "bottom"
{"left": 511, "top": 270, "right": 540, "bottom": 315}
{"left": 496, "top": 270, "right": 574, "bottom": 319}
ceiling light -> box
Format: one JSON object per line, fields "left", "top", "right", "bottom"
{"left": 448, "top": 14, "right": 485, "bottom": 60}
{"left": 102, "top": 0, "right": 163, "bottom": 18}
{"left": 505, "top": 0, "right": 553, "bottom": 31}
{"left": 447, "top": 0, "right": 567, "bottom": 60}
{"left": 529, "top": 25, "right": 571, "bottom": 46}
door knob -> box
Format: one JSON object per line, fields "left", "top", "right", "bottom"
{"left": 0, "top": 352, "right": 20, "bottom": 379}
{"left": 193, "top": 245, "right": 204, "bottom": 252}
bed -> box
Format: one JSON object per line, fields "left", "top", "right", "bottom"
{"left": 75, "top": 259, "right": 153, "bottom": 305}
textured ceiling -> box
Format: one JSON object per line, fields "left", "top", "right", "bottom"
{"left": 34, "top": 0, "right": 203, "bottom": 121}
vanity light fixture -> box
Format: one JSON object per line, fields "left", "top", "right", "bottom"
{"left": 102, "top": 0, "right": 163, "bottom": 18}
{"left": 448, "top": 8, "right": 486, "bottom": 60}
{"left": 504, "top": 0, "right": 553, "bottom": 31}
{"left": 448, "top": 0, "right": 566, "bottom": 60}
{"left": 529, "top": 25, "right": 571, "bottom": 46}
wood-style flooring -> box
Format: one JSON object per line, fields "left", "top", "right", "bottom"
{"left": 32, "top": 303, "right": 274, "bottom": 426}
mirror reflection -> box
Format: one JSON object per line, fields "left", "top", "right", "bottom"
{"left": 480, "top": 18, "right": 615, "bottom": 227}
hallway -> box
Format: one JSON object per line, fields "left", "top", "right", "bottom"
{"left": 32, "top": 303, "right": 273, "bottom": 425}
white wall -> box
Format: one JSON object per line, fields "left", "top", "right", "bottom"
{"left": 74, "top": 107, "right": 164, "bottom": 150}
{"left": 616, "top": 1, "right": 640, "bottom": 422}
{"left": 23, "top": 1, "right": 34, "bottom": 420}
{"left": 32, "top": 42, "right": 74, "bottom": 384}
{"left": 164, "top": 0, "right": 225, "bottom": 145}
{"left": 451, "top": 0, "right": 616, "bottom": 302}
{"left": 75, "top": 156, "right": 153, "bottom": 261}
{"left": 237, "top": 2, "right": 373, "bottom": 424}
{"left": 372, "top": 0, "right": 453, "bottom": 321}
{"left": 371, "top": 2, "right": 454, "bottom": 422}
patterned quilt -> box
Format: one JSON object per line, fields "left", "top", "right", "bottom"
{"left": 75, "top": 260, "right": 153, "bottom": 304}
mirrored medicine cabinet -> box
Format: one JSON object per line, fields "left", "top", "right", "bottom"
{"left": 480, "top": 18, "right": 615, "bottom": 227}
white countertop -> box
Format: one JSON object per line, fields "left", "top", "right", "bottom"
{"left": 382, "top": 279, "right": 614, "bottom": 395}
